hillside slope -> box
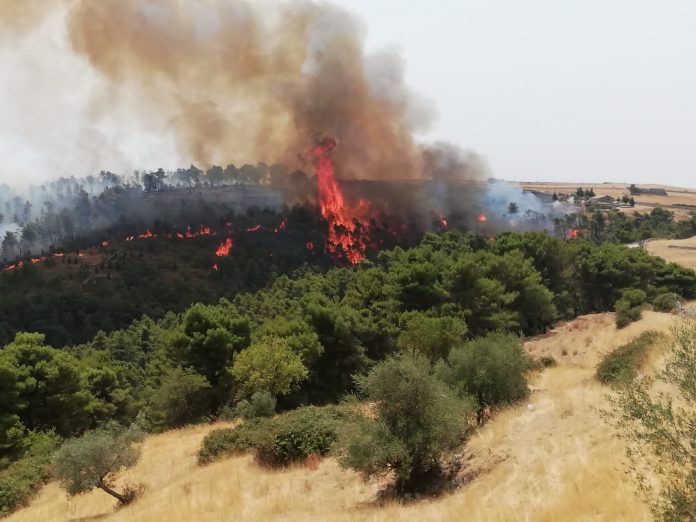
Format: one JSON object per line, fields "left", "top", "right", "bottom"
{"left": 8, "top": 311, "right": 676, "bottom": 522}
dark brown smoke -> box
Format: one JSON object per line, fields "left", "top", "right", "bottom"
{"left": 2, "top": 0, "right": 486, "bottom": 185}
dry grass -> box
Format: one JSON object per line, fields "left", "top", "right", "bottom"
{"left": 8, "top": 312, "right": 677, "bottom": 522}
{"left": 522, "top": 182, "right": 696, "bottom": 220}
{"left": 646, "top": 235, "right": 696, "bottom": 271}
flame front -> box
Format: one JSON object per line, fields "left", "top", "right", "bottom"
{"left": 306, "top": 138, "right": 366, "bottom": 265}
{"left": 215, "top": 237, "right": 233, "bottom": 257}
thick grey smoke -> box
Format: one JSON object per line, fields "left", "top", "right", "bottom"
{"left": 0, "top": 0, "right": 482, "bottom": 186}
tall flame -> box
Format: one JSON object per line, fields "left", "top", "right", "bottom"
{"left": 306, "top": 138, "right": 366, "bottom": 264}
{"left": 215, "top": 237, "right": 233, "bottom": 257}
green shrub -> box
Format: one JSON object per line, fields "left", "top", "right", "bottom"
{"left": 0, "top": 432, "right": 60, "bottom": 516}
{"left": 596, "top": 331, "right": 663, "bottom": 385}
{"left": 198, "top": 420, "right": 269, "bottom": 465}
{"left": 231, "top": 391, "right": 277, "bottom": 420}
{"left": 199, "top": 406, "right": 348, "bottom": 467}
{"left": 652, "top": 292, "right": 680, "bottom": 313}
{"left": 615, "top": 289, "right": 647, "bottom": 328}
{"left": 255, "top": 406, "right": 343, "bottom": 467}
{"left": 438, "top": 331, "right": 529, "bottom": 422}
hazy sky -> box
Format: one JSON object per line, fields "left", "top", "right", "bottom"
{"left": 1, "top": 0, "right": 694, "bottom": 188}
{"left": 333, "top": 0, "right": 696, "bottom": 187}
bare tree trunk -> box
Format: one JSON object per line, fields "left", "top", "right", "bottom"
{"left": 97, "top": 480, "right": 128, "bottom": 504}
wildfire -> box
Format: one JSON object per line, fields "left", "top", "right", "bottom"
{"left": 274, "top": 218, "right": 286, "bottom": 233}
{"left": 568, "top": 228, "right": 580, "bottom": 238}
{"left": 306, "top": 240, "right": 314, "bottom": 251}
{"left": 215, "top": 237, "right": 233, "bottom": 257}
{"left": 246, "top": 224, "right": 263, "bottom": 233}
{"left": 30, "top": 258, "right": 41, "bottom": 264}
{"left": 138, "top": 229, "right": 155, "bottom": 239}
{"left": 436, "top": 210, "right": 448, "bottom": 230}
{"left": 102, "top": 241, "right": 109, "bottom": 247}
{"left": 305, "top": 137, "right": 366, "bottom": 264}
{"left": 478, "top": 213, "right": 487, "bottom": 223}
{"left": 212, "top": 263, "right": 219, "bottom": 271}
{"left": 53, "top": 252, "right": 65, "bottom": 257}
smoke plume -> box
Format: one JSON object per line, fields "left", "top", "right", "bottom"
{"left": 0, "top": 0, "right": 484, "bottom": 184}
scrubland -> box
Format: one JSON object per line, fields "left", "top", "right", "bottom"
{"left": 8, "top": 311, "right": 677, "bottom": 522}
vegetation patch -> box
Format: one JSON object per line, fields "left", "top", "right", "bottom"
{"left": 596, "top": 331, "right": 664, "bottom": 385}
{"left": 199, "top": 406, "right": 350, "bottom": 466}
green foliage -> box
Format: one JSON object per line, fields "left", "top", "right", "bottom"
{"left": 652, "top": 292, "right": 680, "bottom": 313}
{"left": 397, "top": 313, "right": 467, "bottom": 362}
{"left": 597, "top": 331, "right": 663, "bottom": 385}
{"left": 231, "top": 336, "right": 308, "bottom": 400}
{"left": 0, "top": 432, "right": 60, "bottom": 516}
{"left": 147, "top": 367, "right": 212, "bottom": 428}
{"left": 439, "top": 332, "right": 530, "bottom": 417}
{"left": 255, "top": 406, "right": 345, "bottom": 467}
{"left": 199, "top": 405, "right": 347, "bottom": 466}
{"left": 336, "top": 354, "right": 473, "bottom": 493}
{"left": 615, "top": 288, "right": 648, "bottom": 328}
{"left": 606, "top": 318, "right": 696, "bottom": 521}
{"left": 53, "top": 423, "right": 144, "bottom": 504}
{"left": 0, "top": 333, "right": 92, "bottom": 456}
{"left": 198, "top": 420, "right": 267, "bottom": 465}
{"left": 228, "top": 391, "right": 277, "bottom": 420}
{"left": 170, "top": 303, "right": 250, "bottom": 386}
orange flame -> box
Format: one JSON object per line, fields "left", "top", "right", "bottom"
{"left": 101, "top": 241, "right": 109, "bottom": 247}
{"left": 138, "top": 229, "right": 155, "bottom": 239}
{"left": 31, "top": 258, "right": 41, "bottom": 264}
{"left": 215, "top": 237, "right": 233, "bottom": 257}
{"left": 53, "top": 252, "right": 65, "bottom": 257}
{"left": 246, "top": 224, "right": 263, "bottom": 233}
{"left": 436, "top": 210, "right": 448, "bottom": 230}
{"left": 568, "top": 228, "right": 580, "bottom": 238}
{"left": 212, "top": 263, "right": 219, "bottom": 271}
{"left": 274, "top": 218, "right": 286, "bottom": 233}
{"left": 478, "top": 213, "right": 487, "bottom": 223}
{"left": 305, "top": 137, "right": 366, "bottom": 264}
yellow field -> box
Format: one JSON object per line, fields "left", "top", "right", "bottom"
{"left": 522, "top": 182, "right": 696, "bottom": 220}
{"left": 9, "top": 310, "right": 678, "bottom": 522}
{"left": 646, "top": 236, "right": 696, "bottom": 271}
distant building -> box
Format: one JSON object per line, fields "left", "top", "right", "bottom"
{"left": 587, "top": 194, "right": 615, "bottom": 207}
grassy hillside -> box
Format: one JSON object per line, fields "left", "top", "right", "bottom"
{"left": 7, "top": 310, "right": 676, "bottom": 522}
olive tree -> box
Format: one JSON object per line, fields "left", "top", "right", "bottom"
{"left": 53, "top": 423, "right": 144, "bottom": 505}
{"left": 336, "top": 354, "right": 473, "bottom": 494}
{"left": 606, "top": 317, "right": 696, "bottom": 521}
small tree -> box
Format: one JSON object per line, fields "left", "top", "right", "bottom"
{"left": 231, "top": 336, "right": 308, "bottom": 400}
{"left": 336, "top": 354, "right": 473, "bottom": 494}
{"left": 438, "top": 331, "right": 529, "bottom": 423}
{"left": 606, "top": 317, "right": 696, "bottom": 521}
{"left": 53, "top": 424, "right": 144, "bottom": 505}
{"left": 397, "top": 313, "right": 467, "bottom": 362}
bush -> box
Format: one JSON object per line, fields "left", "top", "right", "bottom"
{"left": 0, "top": 433, "right": 59, "bottom": 516}
{"left": 198, "top": 420, "right": 268, "bottom": 464}
{"left": 230, "top": 391, "right": 277, "bottom": 420}
{"left": 652, "top": 292, "right": 680, "bottom": 313}
{"left": 615, "top": 288, "right": 647, "bottom": 328}
{"left": 199, "top": 405, "right": 348, "bottom": 467}
{"left": 438, "top": 332, "right": 529, "bottom": 422}
{"left": 255, "top": 406, "right": 344, "bottom": 467}
{"left": 596, "top": 331, "right": 663, "bottom": 385}
{"left": 335, "top": 354, "right": 473, "bottom": 494}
